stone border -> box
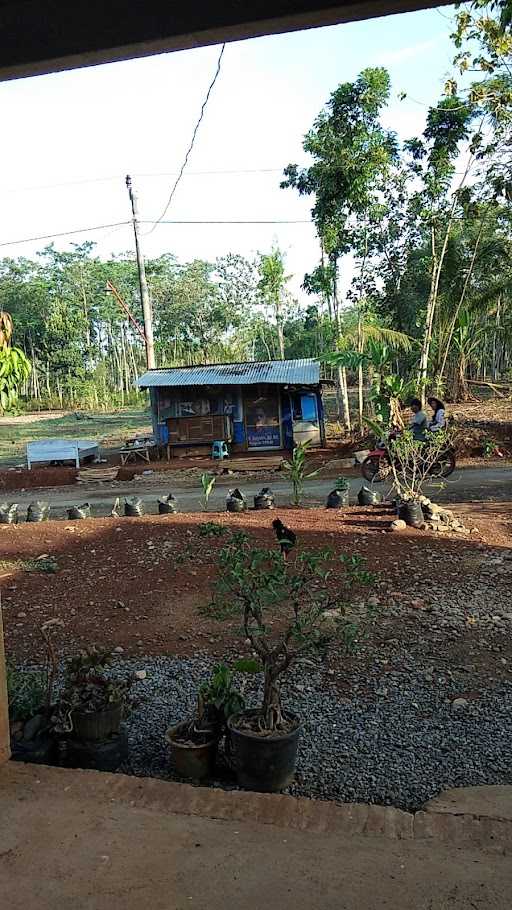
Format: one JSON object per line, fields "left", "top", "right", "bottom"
{"left": 3, "top": 763, "right": 511, "bottom": 854}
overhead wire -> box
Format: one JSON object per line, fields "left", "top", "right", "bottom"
{"left": 0, "top": 221, "right": 130, "bottom": 249}
{"left": 146, "top": 43, "right": 227, "bottom": 235}
{"left": 0, "top": 218, "right": 312, "bottom": 249}
{"left": 0, "top": 167, "right": 288, "bottom": 195}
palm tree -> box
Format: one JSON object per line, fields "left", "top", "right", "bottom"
{"left": 328, "top": 319, "right": 415, "bottom": 431}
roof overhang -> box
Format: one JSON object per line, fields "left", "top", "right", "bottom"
{"left": 0, "top": 0, "right": 452, "bottom": 81}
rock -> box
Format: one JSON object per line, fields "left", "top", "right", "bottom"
{"left": 390, "top": 519, "right": 407, "bottom": 531}
{"left": 353, "top": 449, "right": 371, "bottom": 464}
{"left": 114, "top": 646, "right": 124, "bottom": 654}
{"left": 10, "top": 720, "right": 24, "bottom": 740}
{"left": 23, "top": 714, "right": 44, "bottom": 741}
{"left": 451, "top": 698, "right": 469, "bottom": 709}
{"left": 17, "top": 611, "right": 27, "bottom": 619}
{"left": 134, "top": 670, "right": 147, "bottom": 681}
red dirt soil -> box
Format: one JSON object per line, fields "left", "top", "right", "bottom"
{"left": 0, "top": 467, "right": 77, "bottom": 492}
{"left": 1, "top": 505, "right": 511, "bottom": 684}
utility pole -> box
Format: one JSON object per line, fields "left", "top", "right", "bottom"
{"left": 126, "top": 174, "right": 156, "bottom": 370}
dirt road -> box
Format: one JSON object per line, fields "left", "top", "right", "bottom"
{"left": 5, "top": 464, "right": 512, "bottom": 519}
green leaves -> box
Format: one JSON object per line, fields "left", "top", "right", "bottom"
{"left": 0, "top": 341, "right": 31, "bottom": 414}
{"left": 199, "top": 473, "right": 216, "bottom": 511}
{"left": 282, "top": 440, "right": 319, "bottom": 506}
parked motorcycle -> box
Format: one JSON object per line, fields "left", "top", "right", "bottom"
{"left": 361, "top": 435, "right": 456, "bottom": 483}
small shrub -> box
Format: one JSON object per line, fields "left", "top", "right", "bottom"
{"left": 281, "top": 440, "right": 319, "bottom": 506}
{"left": 7, "top": 668, "right": 46, "bottom": 722}
{"left": 198, "top": 521, "right": 226, "bottom": 538}
{"left": 200, "top": 473, "right": 217, "bottom": 511}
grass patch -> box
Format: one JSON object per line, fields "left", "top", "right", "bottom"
{"left": 0, "top": 556, "right": 59, "bottom": 575}
{"left": 0, "top": 407, "right": 151, "bottom": 465}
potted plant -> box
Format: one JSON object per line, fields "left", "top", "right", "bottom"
{"left": 54, "top": 647, "right": 132, "bottom": 770}
{"left": 388, "top": 429, "right": 454, "bottom": 527}
{"left": 212, "top": 531, "right": 376, "bottom": 792}
{"left": 167, "top": 662, "right": 250, "bottom": 780}
{"left": 7, "top": 618, "right": 62, "bottom": 764}
{"left": 326, "top": 476, "right": 350, "bottom": 509}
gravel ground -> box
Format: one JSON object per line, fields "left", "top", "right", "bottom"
{"left": 113, "top": 654, "right": 512, "bottom": 811}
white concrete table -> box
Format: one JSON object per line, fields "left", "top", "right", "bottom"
{"left": 26, "top": 438, "right": 99, "bottom": 470}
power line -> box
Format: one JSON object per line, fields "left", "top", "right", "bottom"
{"left": 142, "top": 219, "right": 311, "bottom": 225}
{"left": 0, "top": 167, "right": 287, "bottom": 195}
{"left": 0, "top": 221, "right": 130, "bottom": 249}
{"left": 0, "top": 217, "right": 311, "bottom": 249}
{"left": 146, "top": 43, "right": 227, "bottom": 235}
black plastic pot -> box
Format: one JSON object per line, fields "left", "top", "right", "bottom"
{"left": 398, "top": 501, "right": 424, "bottom": 528}
{"left": 26, "top": 501, "right": 50, "bottom": 522}
{"left": 166, "top": 722, "right": 217, "bottom": 780}
{"left": 254, "top": 487, "right": 275, "bottom": 510}
{"left": 124, "top": 497, "right": 144, "bottom": 517}
{"left": 11, "top": 733, "right": 56, "bottom": 765}
{"left": 71, "top": 702, "right": 123, "bottom": 742}
{"left": 66, "top": 503, "right": 91, "bottom": 520}
{"left": 158, "top": 494, "right": 178, "bottom": 514}
{"left": 227, "top": 709, "right": 301, "bottom": 793}
{"left": 226, "top": 489, "right": 247, "bottom": 513}
{"left": 64, "top": 731, "right": 128, "bottom": 772}
{"left": 326, "top": 489, "right": 349, "bottom": 509}
{"left": 0, "top": 502, "right": 18, "bottom": 524}
{"left": 357, "top": 486, "right": 383, "bottom": 506}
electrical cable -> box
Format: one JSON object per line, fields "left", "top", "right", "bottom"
{"left": 0, "top": 221, "right": 130, "bottom": 249}
{"left": 146, "top": 43, "right": 226, "bottom": 235}
{"left": 0, "top": 217, "right": 311, "bottom": 249}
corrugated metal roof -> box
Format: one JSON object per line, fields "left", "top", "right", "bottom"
{"left": 136, "top": 359, "right": 320, "bottom": 388}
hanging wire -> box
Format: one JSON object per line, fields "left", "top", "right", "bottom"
{"left": 146, "top": 43, "right": 227, "bottom": 235}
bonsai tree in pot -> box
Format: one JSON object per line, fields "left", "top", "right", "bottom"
{"left": 388, "top": 428, "right": 455, "bottom": 527}
{"left": 212, "top": 531, "right": 376, "bottom": 792}
{"left": 167, "top": 661, "right": 252, "bottom": 781}
{"left": 54, "top": 647, "right": 132, "bottom": 769}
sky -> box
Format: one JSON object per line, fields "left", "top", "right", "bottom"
{"left": 0, "top": 5, "right": 457, "bottom": 299}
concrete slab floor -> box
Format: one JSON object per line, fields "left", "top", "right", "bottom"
{"left": 1, "top": 764, "right": 512, "bottom": 910}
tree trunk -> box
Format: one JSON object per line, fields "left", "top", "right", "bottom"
{"left": 275, "top": 295, "right": 285, "bottom": 360}
{"left": 340, "top": 367, "right": 351, "bottom": 434}
{"left": 418, "top": 152, "right": 475, "bottom": 400}
{"left": 357, "top": 310, "right": 364, "bottom": 432}
{"left": 262, "top": 663, "right": 282, "bottom": 731}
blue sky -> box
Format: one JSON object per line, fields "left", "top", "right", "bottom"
{"left": 0, "top": 5, "right": 457, "bottom": 297}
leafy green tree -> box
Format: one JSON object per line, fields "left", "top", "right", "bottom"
{"left": 282, "top": 67, "right": 398, "bottom": 426}
{"left": 257, "top": 247, "right": 290, "bottom": 359}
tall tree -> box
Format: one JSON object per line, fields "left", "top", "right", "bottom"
{"left": 282, "top": 67, "right": 398, "bottom": 427}
{"left": 257, "top": 247, "right": 290, "bottom": 360}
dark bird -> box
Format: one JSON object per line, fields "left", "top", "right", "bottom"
{"left": 272, "top": 518, "right": 296, "bottom": 560}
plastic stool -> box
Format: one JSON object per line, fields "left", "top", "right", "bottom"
{"left": 212, "top": 440, "right": 229, "bottom": 460}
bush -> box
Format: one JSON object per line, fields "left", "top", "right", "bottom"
{"left": 211, "top": 531, "right": 376, "bottom": 732}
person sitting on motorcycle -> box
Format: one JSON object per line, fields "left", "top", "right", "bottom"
{"left": 427, "top": 397, "right": 446, "bottom": 432}
{"left": 409, "top": 398, "right": 428, "bottom": 441}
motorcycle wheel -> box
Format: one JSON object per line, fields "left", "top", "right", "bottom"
{"left": 431, "top": 450, "right": 456, "bottom": 478}
{"left": 361, "top": 455, "right": 389, "bottom": 483}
